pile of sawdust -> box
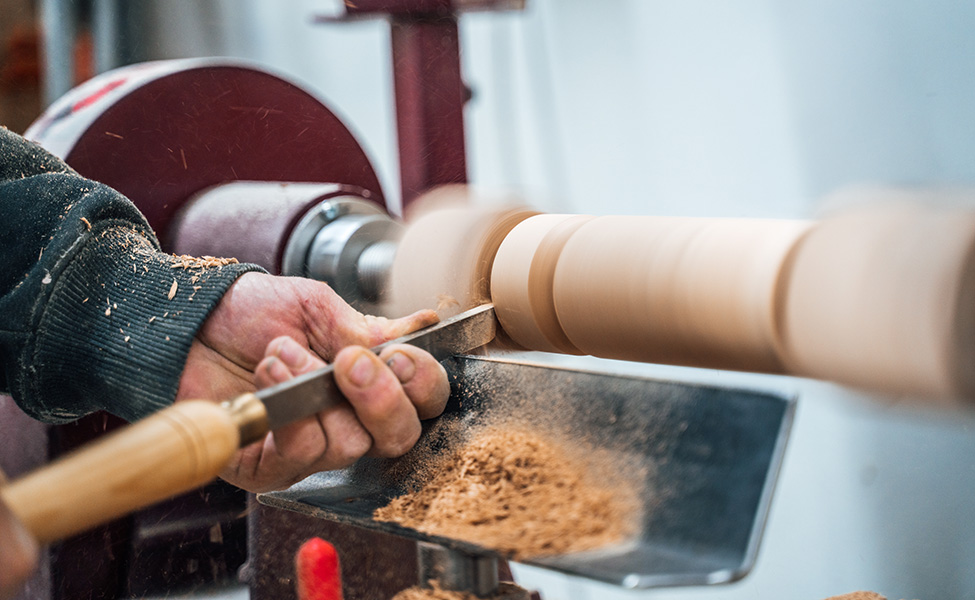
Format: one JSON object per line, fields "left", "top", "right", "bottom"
{"left": 374, "top": 425, "right": 638, "bottom": 559}
{"left": 393, "top": 588, "right": 898, "bottom": 600}
{"left": 391, "top": 582, "right": 528, "bottom": 600}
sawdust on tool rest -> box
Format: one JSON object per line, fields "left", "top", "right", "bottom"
{"left": 391, "top": 581, "right": 529, "bottom": 600}
{"left": 393, "top": 588, "right": 902, "bottom": 600}
{"left": 374, "top": 424, "right": 639, "bottom": 560}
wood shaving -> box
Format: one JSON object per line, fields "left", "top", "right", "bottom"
{"left": 80, "top": 216, "right": 91, "bottom": 230}
{"left": 168, "top": 254, "right": 239, "bottom": 270}
{"left": 167, "top": 279, "right": 178, "bottom": 300}
{"left": 436, "top": 293, "right": 459, "bottom": 312}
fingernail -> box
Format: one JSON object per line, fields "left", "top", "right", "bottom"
{"left": 386, "top": 352, "right": 416, "bottom": 383}
{"left": 349, "top": 351, "right": 376, "bottom": 387}
{"left": 276, "top": 338, "right": 308, "bottom": 370}
{"left": 265, "top": 357, "right": 292, "bottom": 383}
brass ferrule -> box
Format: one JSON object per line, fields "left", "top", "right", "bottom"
{"left": 221, "top": 393, "right": 270, "bottom": 447}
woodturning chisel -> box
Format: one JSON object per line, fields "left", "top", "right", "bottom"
{"left": 0, "top": 304, "right": 497, "bottom": 543}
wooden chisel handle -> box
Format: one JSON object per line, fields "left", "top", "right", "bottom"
{"left": 0, "top": 395, "right": 268, "bottom": 544}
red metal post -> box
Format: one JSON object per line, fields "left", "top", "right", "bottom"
{"left": 314, "top": 1, "right": 525, "bottom": 210}
{"left": 390, "top": 15, "right": 468, "bottom": 208}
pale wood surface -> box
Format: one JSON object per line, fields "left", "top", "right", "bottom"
{"left": 493, "top": 214, "right": 811, "bottom": 372}
{"left": 491, "top": 214, "right": 594, "bottom": 354}
{"left": 393, "top": 197, "right": 975, "bottom": 400}
{"left": 781, "top": 202, "right": 975, "bottom": 400}
{"left": 388, "top": 201, "right": 538, "bottom": 320}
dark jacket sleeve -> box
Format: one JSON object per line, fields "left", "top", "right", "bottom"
{"left": 0, "top": 127, "right": 264, "bottom": 423}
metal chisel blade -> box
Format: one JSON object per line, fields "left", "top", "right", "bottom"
{"left": 256, "top": 304, "right": 497, "bottom": 430}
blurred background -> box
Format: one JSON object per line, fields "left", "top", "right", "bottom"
{"left": 2, "top": 1, "right": 975, "bottom": 599}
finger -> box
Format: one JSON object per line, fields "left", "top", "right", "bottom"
{"left": 259, "top": 418, "right": 332, "bottom": 489}
{"left": 306, "top": 405, "right": 373, "bottom": 472}
{"left": 333, "top": 346, "right": 421, "bottom": 458}
{"left": 0, "top": 500, "right": 38, "bottom": 600}
{"left": 265, "top": 336, "right": 325, "bottom": 374}
{"left": 254, "top": 355, "right": 293, "bottom": 389}
{"left": 255, "top": 336, "right": 320, "bottom": 396}
{"left": 254, "top": 336, "right": 372, "bottom": 490}
{"left": 225, "top": 337, "right": 320, "bottom": 492}
{"left": 234, "top": 404, "right": 372, "bottom": 493}
{"left": 221, "top": 438, "right": 267, "bottom": 491}
{"left": 378, "top": 344, "right": 450, "bottom": 420}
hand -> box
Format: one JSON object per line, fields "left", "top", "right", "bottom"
{"left": 0, "top": 483, "right": 38, "bottom": 600}
{"left": 175, "top": 272, "right": 450, "bottom": 492}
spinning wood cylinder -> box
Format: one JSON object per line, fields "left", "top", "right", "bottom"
{"left": 389, "top": 195, "right": 975, "bottom": 400}
{"left": 492, "top": 215, "right": 812, "bottom": 373}
{"left": 781, "top": 201, "right": 975, "bottom": 399}
{"left": 387, "top": 201, "right": 540, "bottom": 319}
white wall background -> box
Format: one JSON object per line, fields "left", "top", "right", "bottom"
{"left": 136, "top": 1, "right": 975, "bottom": 598}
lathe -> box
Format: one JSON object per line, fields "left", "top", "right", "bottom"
{"left": 26, "top": 53, "right": 973, "bottom": 397}
{"left": 2, "top": 2, "right": 974, "bottom": 598}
